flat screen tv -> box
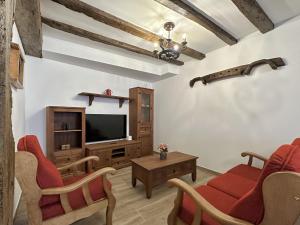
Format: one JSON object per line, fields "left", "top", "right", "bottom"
{"left": 86, "top": 114, "right": 126, "bottom": 143}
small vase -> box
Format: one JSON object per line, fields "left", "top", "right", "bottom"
{"left": 160, "top": 151, "right": 167, "bottom": 160}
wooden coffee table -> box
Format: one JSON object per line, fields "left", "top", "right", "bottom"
{"left": 131, "top": 151, "right": 198, "bottom": 198}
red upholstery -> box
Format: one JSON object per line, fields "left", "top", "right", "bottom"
{"left": 17, "top": 135, "right": 63, "bottom": 207}
{"left": 227, "top": 164, "right": 262, "bottom": 181}
{"left": 178, "top": 185, "right": 237, "bottom": 225}
{"left": 207, "top": 173, "right": 256, "bottom": 199}
{"left": 229, "top": 144, "right": 300, "bottom": 224}
{"left": 41, "top": 174, "right": 110, "bottom": 221}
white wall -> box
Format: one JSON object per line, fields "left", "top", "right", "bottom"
{"left": 11, "top": 24, "right": 26, "bottom": 216}
{"left": 154, "top": 16, "right": 300, "bottom": 173}
{"left": 25, "top": 57, "right": 152, "bottom": 152}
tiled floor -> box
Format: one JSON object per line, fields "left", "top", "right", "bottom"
{"left": 14, "top": 166, "right": 215, "bottom": 225}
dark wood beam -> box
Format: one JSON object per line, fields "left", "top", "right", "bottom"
{"left": 14, "top": 0, "right": 43, "bottom": 57}
{"left": 231, "top": 0, "right": 274, "bottom": 33}
{"left": 50, "top": 0, "right": 205, "bottom": 60}
{"left": 0, "top": 0, "right": 15, "bottom": 225}
{"left": 42, "top": 17, "right": 184, "bottom": 66}
{"left": 154, "top": 0, "right": 237, "bottom": 45}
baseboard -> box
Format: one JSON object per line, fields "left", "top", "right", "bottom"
{"left": 197, "top": 165, "right": 221, "bottom": 176}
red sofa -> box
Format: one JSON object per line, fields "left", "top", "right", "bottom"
{"left": 168, "top": 139, "right": 300, "bottom": 225}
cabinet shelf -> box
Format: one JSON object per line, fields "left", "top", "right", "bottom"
{"left": 54, "top": 129, "right": 82, "bottom": 133}
{"left": 79, "top": 92, "right": 131, "bottom": 107}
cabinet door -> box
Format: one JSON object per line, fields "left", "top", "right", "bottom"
{"left": 141, "top": 135, "right": 153, "bottom": 156}
{"left": 138, "top": 89, "right": 153, "bottom": 127}
{"left": 93, "top": 150, "right": 111, "bottom": 170}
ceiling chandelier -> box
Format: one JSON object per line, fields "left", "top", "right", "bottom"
{"left": 153, "top": 22, "right": 187, "bottom": 61}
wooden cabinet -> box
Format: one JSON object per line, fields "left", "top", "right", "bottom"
{"left": 129, "top": 87, "right": 154, "bottom": 156}
{"left": 86, "top": 140, "right": 141, "bottom": 172}
{"left": 46, "top": 106, "right": 86, "bottom": 178}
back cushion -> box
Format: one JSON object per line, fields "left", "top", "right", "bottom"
{"left": 229, "top": 144, "right": 300, "bottom": 224}
{"left": 17, "top": 135, "right": 64, "bottom": 207}
{"left": 291, "top": 138, "right": 300, "bottom": 146}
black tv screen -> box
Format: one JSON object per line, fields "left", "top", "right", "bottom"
{"left": 86, "top": 114, "right": 126, "bottom": 143}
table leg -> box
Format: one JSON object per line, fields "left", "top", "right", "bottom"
{"left": 132, "top": 176, "right": 137, "bottom": 187}
{"left": 132, "top": 165, "right": 137, "bottom": 187}
{"left": 146, "top": 172, "right": 153, "bottom": 199}
{"left": 192, "top": 160, "right": 197, "bottom": 182}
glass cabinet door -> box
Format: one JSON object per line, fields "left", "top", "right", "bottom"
{"left": 140, "top": 93, "right": 151, "bottom": 123}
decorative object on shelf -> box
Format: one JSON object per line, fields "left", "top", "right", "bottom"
{"left": 158, "top": 143, "right": 168, "bottom": 160}
{"left": 79, "top": 92, "right": 130, "bottom": 107}
{"left": 61, "top": 122, "right": 69, "bottom": 130}
{"left": 104, "top": 89, "right": 112, "bottom": 96}
{"left": 190, "top": 57, "right": 286, "bottom": 87}
{"left": 61, "top": 144, "right": 71, "bottom": 150}
{"left": 153, "top": 22, "right": 187, "bottom": 61}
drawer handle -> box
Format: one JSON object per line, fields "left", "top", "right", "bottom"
{"left": 173, "top": 169, "right": 176, "bottom": 173}
{"left": 67, "top": 158, "right": 71, "bottom": 161}
{"left": 295, "top": 196, "right": 300, "bottom": 201}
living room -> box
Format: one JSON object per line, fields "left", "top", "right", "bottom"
{"left": 1, "top": 0, "right": 300, "bottom": 225}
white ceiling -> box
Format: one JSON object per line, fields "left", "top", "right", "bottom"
{"left": 41, "top": 0, "right": 300, "bottom": 60}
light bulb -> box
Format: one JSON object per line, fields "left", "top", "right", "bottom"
{"left": 174, "top": 45, "right": 179, "bottom": 51}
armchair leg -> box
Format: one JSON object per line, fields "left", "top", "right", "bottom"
{"left": 103, "top": 175, "right": 116, "bottom": 225}
{"left": 168, "top": 189, "right": 184, "bottom": 225}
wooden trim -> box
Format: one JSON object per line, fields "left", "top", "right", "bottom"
{"left": 260, "top": 172, "right": 300, "bottom": 225}
{"left": 0, "top": 1, "right": 15, "bottom": 224}
{"left": 50, "top": 0, "right": 205, "bottom": 60}
{"left": 42, "top": 167, "right": 116, "bottom": 195}
{"left": 167, "top": 178, "right": 253, "bottom": 225}
{"left": 42, "top": 17, "right": 184, "bottom": 66}
{"left": 14, "top": 0, "right": 43, "bottom": 57}
{"left": 57, "top": 156, "right": 99, "bottom": 171}
{"left": 154, "top": 0, "right": 237, "bottom": 45}
{"left": 167, "top": 188, "right": 183, "bottom": 225}
{"left": 60, "top": 193, "right": 72, "bottom": 213}
{"left": 241, "top": 152, "right": 267, "bottom": 166}
{"left": 231, "top": 0, "right": 274, "bottom": 33}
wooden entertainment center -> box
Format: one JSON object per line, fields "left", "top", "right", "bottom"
{"left": 46, "top": 87, "right": 154, "bottom": 177}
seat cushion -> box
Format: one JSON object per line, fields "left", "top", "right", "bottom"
{"left": 229, "top": 144, "right": 300, "bottom": 224}
{"left": 207, "top": 173, "right": 256, "bottom": 199}
{"left": 17, "top": 135, "right": 64, "bottom": 207}
{"left": 41, "top": 174, "right": 110, "bottom": 221}
{"left": 227, "top": 164, "right": 262, "bottom": 181}
{"left": 178, "top": 185, "right": 237, "bottom": 225}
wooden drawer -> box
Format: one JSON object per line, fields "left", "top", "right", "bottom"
{"left": 112, "top": 159, "right": 131, "bottom": 169}
{"left": 126, "top": 144, "right": 142, "bottom": 159}
{"left": 90, "top": 149, "right": 112, "bottom": 170}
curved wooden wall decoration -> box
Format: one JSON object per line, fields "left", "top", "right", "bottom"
{"left": 190, "top": 57, "right": 286, "bottom": 87}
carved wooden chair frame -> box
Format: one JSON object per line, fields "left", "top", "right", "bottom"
{"left": 15, "top": 151, "right": 116, "bottom": 225}
{"left": 167, "top": 152, "right": 300, "bottom": 225}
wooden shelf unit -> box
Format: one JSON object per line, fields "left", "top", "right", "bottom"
{"left": 86, "top": 140, "right": 141, "bottom": 171}
{"left": 79, "top": 92, "right": 131, "bottom": 107}
{"left": 129, "top": 87, "right": 154, "bottom": 156}
{"left": 46, "top": 106, "right": 86, "bottom": 178}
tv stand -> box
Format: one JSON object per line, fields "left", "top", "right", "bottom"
{"left": 86, "top": 139, "right": 142, "bottom": 171}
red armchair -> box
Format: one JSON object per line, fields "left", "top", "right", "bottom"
{"left": 168, "top": 140, "right": 300, "bottom": 225}
{"left": 15, "top": 135, "right": 116, "bottom": 225}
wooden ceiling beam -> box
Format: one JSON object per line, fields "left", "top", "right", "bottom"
{"left": 14, "top": 0, "right": 43, "bottom": 57}
{"left": 154, "top": 0, "right": 238, "bottom": 45}
{"left": 231, "top": 0, "right": 274, "bottom": 33}
{"left": 42, "top": 17, "right": 184, "bottom": 66}
{"left": 50, "top": 0, "right": 205, "bottom": 60}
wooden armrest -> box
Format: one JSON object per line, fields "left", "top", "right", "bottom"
{"left": 42, "top": 167, "right": 116, "bottom": 195}
{"left": 241, "top": 152, "right": 267, "bottom": 166}
{"left": 168, "top": 179, "right": 253, "bottom": 225}
{"left": 57, "top": 156, "right": 99, "bottom": 171}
